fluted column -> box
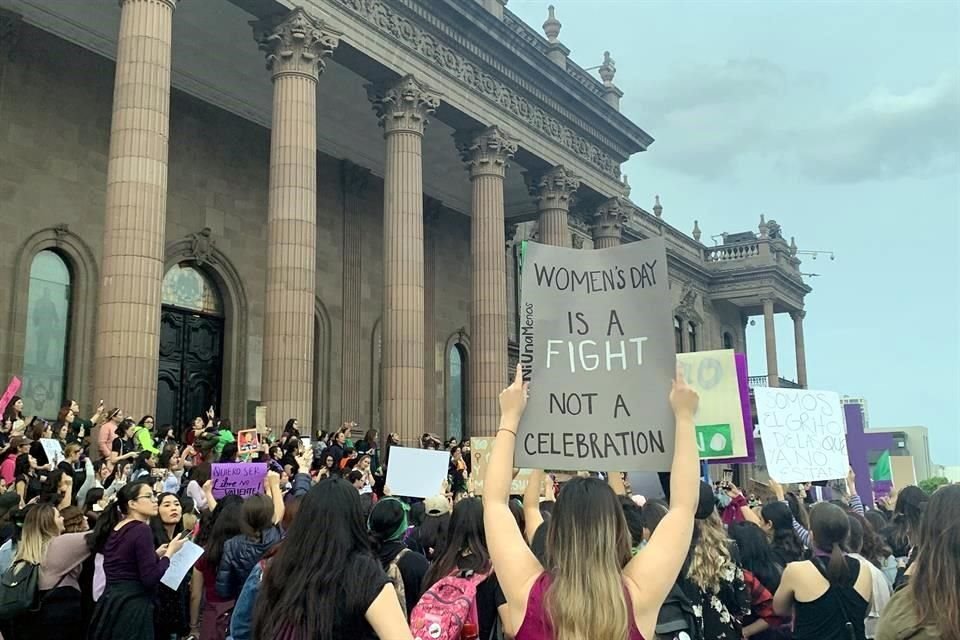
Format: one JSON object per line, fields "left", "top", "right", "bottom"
{"left": 762, "top": 297, "right": 779, "bottom": 387}
{"left": 593, "top": 196, "right": 628, "bottom": 249}
{"left": 457, "top": 126, "right": 518, "bottom": 436}
{"left": 791, "top": 310, "right": 808, "bottom": 388}
{"left": 367, "top": 75, "right": 440, "bottom": 444}
{"left": 252, "top": 9, "right": 340, "bottom": 431}
{"left": 93, "top": 0, "right": 178, "bottom": 415}
{"left": 340, "top": 160, "right": 370, "bottom": 424}
{"left": 525, "top": 165, "right": 579, "bottom": 247}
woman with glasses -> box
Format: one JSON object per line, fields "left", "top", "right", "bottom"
{"left": 87, "top": 480, "right": 188, "bottom": 640}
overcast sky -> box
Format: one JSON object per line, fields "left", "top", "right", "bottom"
{"left": 512, "top": 0, "right": 960, "bottom": 466}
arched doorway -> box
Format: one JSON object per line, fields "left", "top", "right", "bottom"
{"left": 157, "top": 264, "right": 225, "bottom": 435}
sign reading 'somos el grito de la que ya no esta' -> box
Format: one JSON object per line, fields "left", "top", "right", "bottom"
{"left": 516, "top": 239, "right": 676, "bottom": 472}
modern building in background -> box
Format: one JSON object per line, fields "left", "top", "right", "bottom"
{"left": 0, "top": 0, "right": 810, "bottom": 445}
{"left": 868, "top": 426, "right": 934, "bottom": 482}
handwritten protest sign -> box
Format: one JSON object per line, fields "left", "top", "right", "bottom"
{"left": 255, "top": 406, "right": 267, "bottom": 433}
{"left": 0, "top": 377, "right": 21, "bottom": 417}
{"left": 237, "top": 429, "right": 259, "bottom": 454}
{"left": 677, "top": 350, "right": 751, "bottom": 461}
{"left": 755, "top": 388, "right": 847, "bottom": 483}
{"left": 384, "top": 447, "right": 450, "bottom": 499}
{"left": 211, "top": 463, "right": 267, "bottom": 498}
{"left": 516, "top": 239, "right": 675, "bottom": 472}
{"left": 161, "top": 540, "right": 204, "bottom": 590}
{"left": 39, "top": 438, "right": 64, "bottom": 466}
{"left": 470, "top": 437, "right": 532, "bottom": 495}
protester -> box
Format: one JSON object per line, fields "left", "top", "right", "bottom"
{"left": 759, "top": 500, "right": 809, "bottom": 565}
{"left": 728, "top": 521, "right": 788, "bottom": 640}
{"left": 367, "top": 496, "right": 429, "bottom": 615}
{"left": 448, "top": 445, "right": 469, "bottom": 498}
{"left": 185, "top": 462, "right": 212, "bottom": 513}
{"left": 87, "top": 480, "right": 188, "bottom": 639}
{"left": 483, "top": 365, "right": 700, "bottom": 639}
{"left": 13, "top": 452, "right": 43, "bottom": 505}
{"left": 876, "top": 484, "right": 959, "bottom": 640}
{"left": 93, "top": 408, "right": 123, "bottom": 463}
{"left": 773, "top": 502, "right": 873, "bottom": 640}
{"left": 150, "top": 492, "right": 191, "bottom": 640}
{"left": 1, "top": 396, "right": 25, "bottom": 436}
{"left": 416, "top": 497, "right": 507, "bottom": 639}
{"left": 28, "top": 419, "right": 54, "bottom": 468}
{"left": 846, "top": 513, "right": 892, "bottom": 638}
{"left": 76, "top": 458, "right": 118, "bottom": 506}
{"left": 251, "top": 477, "right": 410, "bottom": 639}
{"left": 405, "top": 494, "right": 451, "bottom": 561}
{"left": 109, "top": 418, "right": 140, "bottom": 465}
{"left": 191, "top": 494, "right": 243, "bottom": 640}
{"left": 356, "top": 428, "right": 381, "bottom": 473}
{"left": 0, "top": 437, "right": 30, "bottom": 487}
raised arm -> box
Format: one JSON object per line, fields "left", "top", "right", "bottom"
{"left": 266, "top": 472, "right": 285, "bottom": 525}
{"left": 625, "top": 366, "right": 699, "bottom": 623}
{"left": 523, "top": 469, "right": 545, "bottom": 545}
{"left": 483, "top": 365, "right": 543, "bottom": 625}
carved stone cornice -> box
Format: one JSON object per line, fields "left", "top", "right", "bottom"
{"left": 340, "top": 159, "right": 370, "bottom": 196}
{"left": 331, "top": 0, "right": 639, "bottom": 181}
{"left": 367, "top": 74, "right": 440, "bottom": 136}
{"left": 505, "top": 221, "right": 519, "bottom": 250}
{"left": 455, "top": 126, "right": 518, "bottom": 178}
{"left": 568, "top": 212, "right": 591, "bottom": 235}
{"left": 571, "top": 233, "right": 585, "bottom": 249}
{"left": 251, "top": 8, "right": 340, "bottom": 82}
{"left": 592, "top": 197, "right": 628, "bottom": 240}
{"left": 525, "top": 165, "right": 580, "bottom": 209}
{"left": 0, "top": 9, "right": 22, "bottom": 62}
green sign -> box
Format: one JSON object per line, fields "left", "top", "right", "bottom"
{"left": 697, "top": 423, "right": 733, "bottom": 457}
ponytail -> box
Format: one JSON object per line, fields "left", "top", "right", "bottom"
{"left": 87, "top": 500, "right": 123, "bottom": 552}
{"left": 825, "top": 541, "right": 849, "bottom": 584}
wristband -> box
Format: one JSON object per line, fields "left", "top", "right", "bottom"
{"left": 497, "top": 428, "right": 517, "bottom": 436}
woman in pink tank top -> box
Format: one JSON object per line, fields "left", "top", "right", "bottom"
{"left": 483, "top": 365, "right": 701, "bottom": 640}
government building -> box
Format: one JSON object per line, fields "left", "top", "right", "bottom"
{"left": 0, "top": 0, "right": 811, "bottom": 446}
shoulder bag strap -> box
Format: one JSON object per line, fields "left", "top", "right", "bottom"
{"left": 811, "top": 557, "right": 857, "bottom": 640}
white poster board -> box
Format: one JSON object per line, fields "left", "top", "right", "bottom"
{"left": 385, "top": 447, "right": 450, "bottom": 499}
{"left": 755, "top": 388, "right": 847, "bottom": 483}
{"left": 161, "top": 540, "right": 204, "bottom": 590}
{"left": 39, "top": 438, "right": 64, "bottom": 466}
{"left": 677, "top": 349, "right": 748, "bottom": 460}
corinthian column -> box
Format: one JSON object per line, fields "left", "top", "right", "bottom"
{"left": 525, "top": 165, "right": 580, "bottom": 247}
{"left": 367, "top": 75, "right": 440, "bottom": 444}
{"left": 252, "top": 9, "right": 340, "bottom": 432}
{"left": 791, "top": 310, "right": 808, "bottom": 388}
{"left": 93, "top": 0, "right": 178, "bottom": 415}
{"left": 456, "top": 126, "right": 518, "bottom": 436}
{"left": 593, "top": 197, "right": 628, "bottom": 249}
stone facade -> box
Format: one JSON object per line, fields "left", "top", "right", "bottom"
{"left": 0, "top": 1, "right": 809, "bottom": 442}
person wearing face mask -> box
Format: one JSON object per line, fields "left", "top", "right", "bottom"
{"left": 86, "top": 481, "right": 188, "bottom": 640}
{"left": 7, "top": 502, "right": 92, "bottom": 639}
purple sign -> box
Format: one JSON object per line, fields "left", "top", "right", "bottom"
{"left": 844, "top": 404, "right": 893, "bottom": 505}
{"left": 211, "top": 463, "right": 267, "bottom": 499}
{"left": 720, "top": 353, "right": 756, "bottom": 464}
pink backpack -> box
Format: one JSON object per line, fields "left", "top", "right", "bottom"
{"left": 409, "top": 569, "right": 490, "bottom": 640}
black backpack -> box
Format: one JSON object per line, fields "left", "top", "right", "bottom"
{"left": 0, "top": 560, "right": 39, "bottom": 620}
{"left": 655, "top": 583, "right": 703, "bottom": 640}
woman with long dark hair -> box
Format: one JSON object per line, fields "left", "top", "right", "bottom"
{"left": 251, "top": 478, "right": 410, "bottom": 639}
{"left": 418, "top": 497, "right": 508, "bottom": 639}
{"left": 2, "top": 396, "right": 24, "bottom": 434}
{"left": 87, "top": 480, "right": 188, "bottom": 640}
{"left": 876, "top": 484, "right": 960, "bottom": 640}
{"left": 761, "top": 501, "right": 809, "bottom": 565}
{"left": 150, "top": 493, "right": 190, "bottom": 640}
{"left": 190, "top": 494, "right": 242, "bottom": 640}
{"left": 367, "top": 497, "right": 428, "bottom": 616}
{"left": 13, "top": 452, "right": 42, "bottom": 505}
{"left": 729, "top": 521, "right": 788, "bottom": 640}
{"left": 484, "top": 365, "right": 701, "bottom": 640}
{"left": 773, "top": 502, "right": 873, "bottom": 640}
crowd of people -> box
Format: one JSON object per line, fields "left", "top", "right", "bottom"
{"left": 0, "top": 368, "right": 956, "bottom": 640}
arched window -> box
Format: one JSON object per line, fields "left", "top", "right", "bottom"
{"left": 23, "top": 250, "right": 71, "bottom": 418}
{"left": 674, "top": 316, "right": 683, "bottom": 353}
{"left": 162, "top": 264, "right": 223, "bottom": 314}
{"left": 687, "top": 322, "right": 698, "bottom": 352}
{"left": 447, "top": 344, "right": 467, "bottom": 441}
{"left": 722, "top": 331, "right": 734, "bottom": 350}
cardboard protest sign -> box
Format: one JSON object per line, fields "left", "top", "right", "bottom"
{"left": 677, "top": 350, "right": 751, "bottom": 461}
{"left": 237, "top": 429, "right": 259, "bottom": 454}
{"left": 755, "top": 388, "right": 847, "bottom": 483}
{"left": 255, "top": 406, "right": 267, "bottom": 433}
{"left": 384, "top": 447, "right": 450, "bottom": 499}
{"left": 516, "top": 239, "right": 676, "bottom": 472}
{"left": 211, "top": 463, "right": 267, "bottom": 498}
{"left": 0, "top": 377, "right": 21, "bottom": 417}
{"left": 470, "top": 437, "right": 532, "bottom": 495}
{"left": 890, "top": 455, "right": 917, "bottom": 489}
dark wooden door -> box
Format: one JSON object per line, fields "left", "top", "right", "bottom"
{"left": 157, "top": 307, "right": 224, "bottom": 437}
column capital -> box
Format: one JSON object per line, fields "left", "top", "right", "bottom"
{"left": 761, "top": 296, "right": 777, "bottom": 307}
{"left": 120, "top": 0, "right": 178, "bottom": 8}
{"left": 592, "top": 196, "right": 628, "bottom": 242}
{"left": 367, "top": 74, "right": 440, "bottom": 135}
{"left": 790, "top": 309, "right": 806, "bottom": 321}
{"left": 525, "top": 165, "right": 580, "bottom": 208}
{"left": 456, "top": 126, "right": 518, "bottom": 178}
{"left": 252, "top": 8, "right": 340, "bottom": 82}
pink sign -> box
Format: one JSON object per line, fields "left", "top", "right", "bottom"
{"left": 0, "top": 377, "right": 22, "bottom": 418}
{"left": 211, "top": 462, "right": 267, "bottom": 499}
